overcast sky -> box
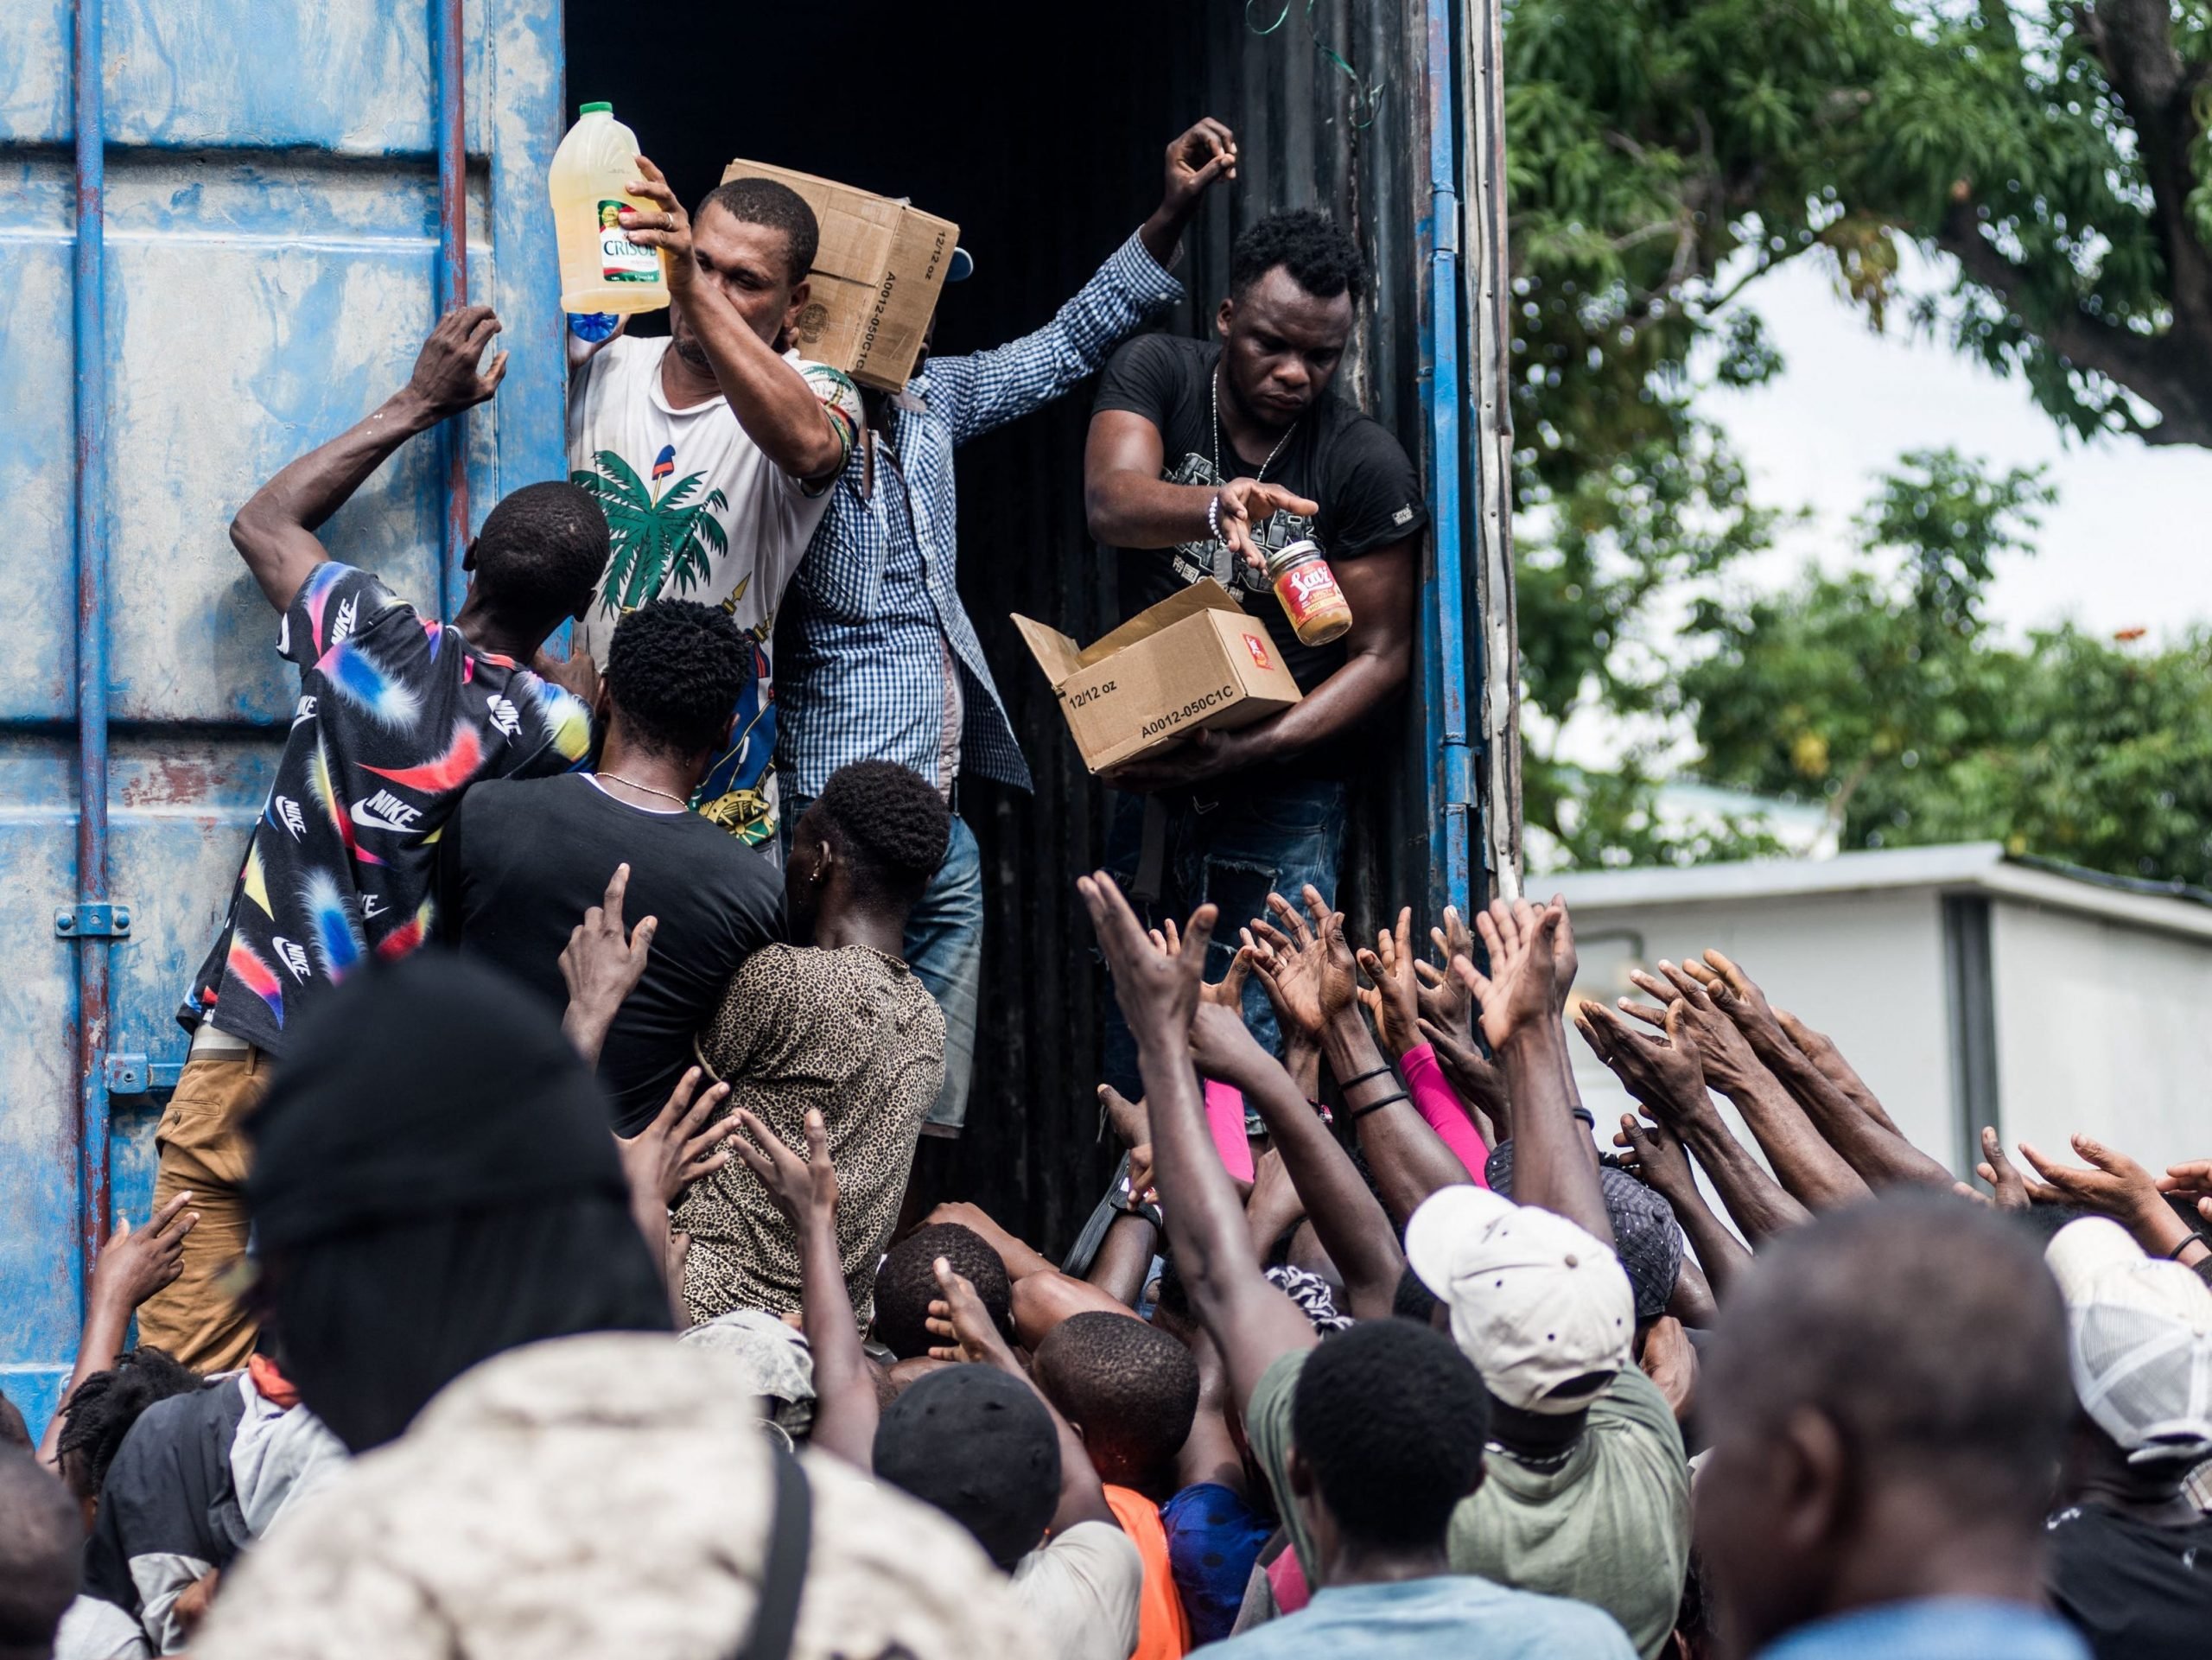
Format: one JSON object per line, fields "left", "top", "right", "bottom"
{"left": 1534, "top": 246, "right": 2212, "bottom": 783}
{"left": 1704, "top": 249, "right": 2212, "bottom": 640}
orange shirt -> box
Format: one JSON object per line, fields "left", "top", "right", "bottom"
{"left": 1103, "top": 1485, "right": 1192, "bottom": 1660}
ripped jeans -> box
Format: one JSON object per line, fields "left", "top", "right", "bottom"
{"left": 1102, "top": 778, "right": 1347, "bottom": 1107}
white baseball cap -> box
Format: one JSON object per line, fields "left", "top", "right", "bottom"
{"left": 2045, "top": 1217, "right": 2212, "bottom": 1466}
{"left": 1404, "top": 1185, "right": 1634, "bottom": 1415}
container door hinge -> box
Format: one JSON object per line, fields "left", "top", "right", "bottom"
{"left": 55, "top": 902, "right": 132, "bottom": 937}
{"left": 1440, "top": 740, "right": 1474, "bottom": 808}
{"left": 105, "top": 1054, "right": 185, "bottom": 1097}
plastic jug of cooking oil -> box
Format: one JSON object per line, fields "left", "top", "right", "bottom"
{"left": 550, "top": 102, "right": 668, "bottom": 315}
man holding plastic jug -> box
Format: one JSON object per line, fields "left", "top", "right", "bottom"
{"left": 772, "top": 119, "right": 1239, "bottom": 1167}
{"left": 567, "top": 154, "right": 863, "bottom": 850}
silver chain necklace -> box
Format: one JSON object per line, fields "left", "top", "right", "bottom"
{"left": 1211, "top": 362, "right": 1295, "bottom": 487}
{"left": 595, "top": 771, "right": 689, "bottom": 808}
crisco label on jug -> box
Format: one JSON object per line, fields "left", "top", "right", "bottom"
{"left": 596, "top": 201, "right": 659, "bottom": 282}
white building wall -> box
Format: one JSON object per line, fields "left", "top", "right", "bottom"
{"left": 1990, "top": 901, "right": 2212, "bottom": 1176}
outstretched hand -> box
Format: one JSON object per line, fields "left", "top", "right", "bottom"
{"left": 616, "top": 1065, "right": 736, "bottom": 1210}
{"left": 89, "top": 1191, "right": 199, "bottom": 1315}
{"left": 560, "top": 862, "right": 658, "bottom": 1065}
{"left": 1151, "top": 914, "right": 1253, "bottom": 1009}
{"left": 1356, "top": 907, "right": 1425, "bottom": 1060}
{"left": 1574, "top": 998, "right": 1709, "bottom": 1125}
{"left": 926, "top": 1257, "right": 1020, "bottom": 1369}
{"left": 1618, "top": 961, "right": 1764, "bottom": 1097}
{"left": 1247, "top": 887, "right": 1359, "bottom": 1042}
{"left": 1613, "top": 1113, "right": 1699, "bottom": 1209}
{"left": 2018, "top": 1132, "right": 2176, "bottom": 1243}
{"left": 2158, "top": 1159, "right": 2212, "bottom": 1226}
{"left": 1452, "top": 897, "right": 1568, "bottom": 1053}
{"left": 1961, "top": 1126, "right": 2030, "bottom": 1212}
{"left": 405, "top": 303, "right": 508, "bottom": 417}
{"left": 1081, "top": 873, "right": 1213, "bottom": 1053}
{"left": 729, "top": 1107, "right": 839, "bottom": 1234}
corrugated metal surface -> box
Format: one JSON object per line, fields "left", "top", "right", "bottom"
{"left": 568, "top": 0, "right": 1482, "bottom": 1250}
{"left": 0, "top": 0, "right": 563, "bottom": 1433}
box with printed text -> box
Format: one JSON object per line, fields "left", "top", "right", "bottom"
{"left": 721, "top": 157, "right": 960, "bottom": 392}
{"left": 1012, "top": 581, "right": 1304, "bottom": 774}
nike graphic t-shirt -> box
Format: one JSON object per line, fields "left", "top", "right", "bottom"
{"left": 181, "top": 562, "right": 593, "bottom": 1056}
{"left": 568, "top": 336, "right": 861, "bottom": 848}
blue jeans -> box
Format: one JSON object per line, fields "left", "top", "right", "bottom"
{"left": 904, "top": 814, "right": 982, "bottom": 1135}
{"left": 1103, "top": 779, "right": 1347, "bottom": 1105}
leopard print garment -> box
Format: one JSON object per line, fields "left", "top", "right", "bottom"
{"left": 675, "top": 943, "right": 945, "bottom": 1329}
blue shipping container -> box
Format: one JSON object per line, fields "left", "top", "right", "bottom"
{"left": 1, "top": 0, "right": 1497, "bottom": 1432}
{"left": 0, "top": 0, "right": 564, "bottom": 1434}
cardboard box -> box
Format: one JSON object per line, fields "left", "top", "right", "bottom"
{"left": 721, "top": 158, "right": 960, "bottom": 391}
{"left": 1013, "top": 581, "right": 1303, "bottom": 773}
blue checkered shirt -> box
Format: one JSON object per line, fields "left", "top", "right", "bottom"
{"left": 775, "top": 232, "right": 1184, "bottom": 798}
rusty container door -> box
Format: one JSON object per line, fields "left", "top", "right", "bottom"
{"left": 0, "top": 0, "right": 565, "bottom": 1432}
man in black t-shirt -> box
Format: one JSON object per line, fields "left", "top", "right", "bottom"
{"left": 2041, "top": 1216, "right": 2212, "bottom": 1660}
{"left": 440, "top": 601, "right": 784, "bottom": 1134}
{"left": 1085, "top": 208, "right": 1424, "bottom": 1086}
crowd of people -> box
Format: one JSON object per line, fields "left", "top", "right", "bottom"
{"left": 3, "top": 117, "right": 2212, "bottom": 1660}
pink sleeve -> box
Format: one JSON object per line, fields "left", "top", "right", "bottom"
{"left": 1204, "top": 1078, "right": 1255, "bottom": 1183}
{"left": 1398, "top": 1043, "right": 1490, "bottom": 1186}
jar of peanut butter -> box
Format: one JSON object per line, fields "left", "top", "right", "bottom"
{"left": 1264, "top": 540, "right": 1353, "bottom": 646}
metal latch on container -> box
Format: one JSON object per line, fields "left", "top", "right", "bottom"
{"left": 105, "top": 1054, "right": 185, "bottom": 1096}
{"left": 55, "top": 902, "right": 132, "bottom": 937}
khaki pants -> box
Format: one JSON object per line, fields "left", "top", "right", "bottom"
{"left": 135, "top": 1047, "right": 269, "bottom": 1373}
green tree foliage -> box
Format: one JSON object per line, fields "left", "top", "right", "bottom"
{"left": 1505, "top": 0, "right": 2212, "bottom": 875}
{"left": 1682, "top": 451, "right": 2212, "bottom": 885}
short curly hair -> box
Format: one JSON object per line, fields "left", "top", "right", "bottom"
{"left": 696, "top": 177, "right": 820, "bottom": 286}
{"left": 1292, "top": 1319, "right": 1487, "bottom": 1550}
{"left": 872, "top": 1222, "right": 1013, "bottom": 1360}
{"left": 474, "top": 480, "right": 609, "bottom": 626}
{"left": 1031, "top": 1313, "right": 1199, "bottom": 1488}
{"left": 810, "top": 760, "right": 951, "bottom": 909}
{"left": 604, "top": 600, "right": 754, "bottom": 759}
{"left": 1230, "top": 208, "right": 1365, "bottom": 302}
{"left": 54, "top": 1347, "right": 201, "bottom": 1502}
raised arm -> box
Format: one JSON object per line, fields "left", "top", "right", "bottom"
{"left": 1077, "top": 875, "right": 1317, "bottom": 1414}
{"left": 35, "top": 1193, "right": 197, "bottom": 1474}
{"left": 728, "top": 1107, "right": 876, "bottom": 1469}
{"left": 1574, "top": 999, "right": 1811, "bottom": 1245}
{"left": 1358, "top": 906, "right": 1491, "bottom": 1180}
{"left": 1774, "top": 1005, "right": 1902, "bottom": 1135}
{"left": 927, "top": 120, "right": 1231, "bottom": 447}
{"left": 1611, "top": 1114, "right": 1754, "bottom": 1301}
{"left": 617, "top": 156, "right": 845, "bottom": 483}
{"left": 1455, "top": 898, "right": 1614, "bottom": 1246}
{"left": 1249, "top": 889, "right": 1471, "bottom": 1224}
{"left": 929, "top": 1260, "right": 1118, "bottom": 1534}
{"left": 1617, "top": 964, "right": 1868, "bottom": 1212}
{"left": 230, "top": 306, "right": 506, "bottom": 611}
{"left": 1188, "top": 1002, "right": 1407, "bottom": 1321}
{"left": 1688, "top": 952, "right": 1955, "bottom": 1190}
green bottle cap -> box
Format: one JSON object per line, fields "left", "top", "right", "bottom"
{"left": 578, "top": 101, "right": 613, "bottom": 116}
